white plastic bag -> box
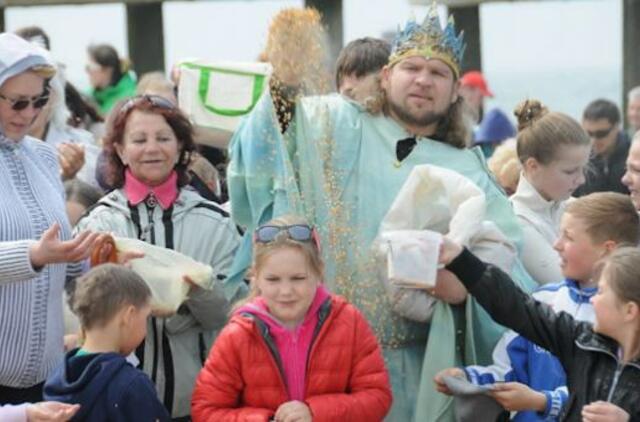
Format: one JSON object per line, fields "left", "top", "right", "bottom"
{"left": 113, "top": 237, "right": 213, "bottom": 313}
{"left": 382, "top": 230, "right": 442, "bottom": 289}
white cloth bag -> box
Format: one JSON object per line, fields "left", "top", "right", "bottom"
{"left": 374, "top": 164, "right": 515, "bottom": 322}
{"left": 114, "top": 237, "right": 214, "bottom": 313}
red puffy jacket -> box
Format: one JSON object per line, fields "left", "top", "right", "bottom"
{"left": 191, "top": 294, "right": 392, "bottom": 421}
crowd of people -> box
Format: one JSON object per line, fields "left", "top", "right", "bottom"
{"left": 1, "top": 3, "right": 640, "bottom": 422}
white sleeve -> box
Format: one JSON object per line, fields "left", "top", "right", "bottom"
{"left": 520, "top": 225, "right": 563, "bottom": 285}
{"left": 0, "top": 240, "right": 39, "bottom": 284}
{"left": 0, "top": 403, "right": 29, "bottom": 422}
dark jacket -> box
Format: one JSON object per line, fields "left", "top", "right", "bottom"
{"left": 447, "top": 249, "right": 640, "bottom": 422}
{"left": 574, "top": 131, "right": 630, "bottom": 196}
{"left": 44, "top": 349, "right": 170, "bottom": 422}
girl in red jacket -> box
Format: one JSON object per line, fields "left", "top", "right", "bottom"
{"left": 192, "top": 215, "right": 392, "bottom": 422}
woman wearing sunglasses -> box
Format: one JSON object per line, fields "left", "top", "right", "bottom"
{"left": 192, "top": 215, "right": 392, "bottom": 422}
{"left": 75, "top": 94, "right": 240, "bottom": 420}
{"left": 0, "top": 33, "right": 105, "bottom": 404}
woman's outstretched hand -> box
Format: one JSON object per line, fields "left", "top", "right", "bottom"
{"left": 30, "top": 223, "right": 102, "bottom": 269}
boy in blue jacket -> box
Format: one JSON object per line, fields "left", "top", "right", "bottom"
{"left": 437, "top": 192, "right": 640, "bottom": 421}
{"left": 44, "top": 264, "right": 170, "bottom": 421}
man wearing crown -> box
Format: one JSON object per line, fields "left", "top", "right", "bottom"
{"left": 225, "top": 5, "right": 535, "bottom": 421}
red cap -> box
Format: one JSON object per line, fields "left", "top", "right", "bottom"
{"left": 460, "top": 71, "right": 494, "bottom": 97}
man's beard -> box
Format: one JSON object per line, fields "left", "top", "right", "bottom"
{"left": 387, "top": 96, "right": 447, "bottom": 129}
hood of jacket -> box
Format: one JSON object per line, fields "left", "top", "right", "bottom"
{"left": 44, "top": 349, "right": 129, "bottom": 420}
{"left": 235, "top": 284, "right": 331, "bottom": 333}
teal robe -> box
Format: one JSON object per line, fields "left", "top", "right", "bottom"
{"left": 227, "top": 93, "right": 535, "bottom": 421}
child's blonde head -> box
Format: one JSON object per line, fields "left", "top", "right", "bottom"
{"left": 600, "top": 247, "right": 640, "bottom": 307}
{"left": 514, "top": 99, "right": 591, "bottom": 166}
{"left": 232, "top": 215, "right": 323, "bottom": 310}
{"left": 71, "top": 264, "right": 151, "bottom": 330}
{"left": 564, "top": 192, "right": 640, "bottom": 245}
{"left": 487, "top": 138, "right": 520, "bottom": 195}
{"left": 252, "top": 215, "right": 323, "bottom": 278}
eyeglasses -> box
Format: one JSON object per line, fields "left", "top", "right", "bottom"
{"left": 0, "top": 92, "right": 49, "bottom": 111}
{"left": 119, "top": 94, "right": 176, "bottom": 117}
{"left": 586, "top": 126, "right": 615, "bottom": 139}
{"left": 254, "top": 224, "right": 315, "bottom": 244}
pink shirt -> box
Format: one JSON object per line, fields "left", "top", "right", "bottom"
{"left": 236, "top": 285, "right": 331, "bottom": 401}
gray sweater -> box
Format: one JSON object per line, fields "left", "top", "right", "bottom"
{"left": 0, "top": 134, "right": 82, "bottom": 388}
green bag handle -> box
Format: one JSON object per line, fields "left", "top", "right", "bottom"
{"left": 182, "top": 63, "right": 267, "bottom": 117}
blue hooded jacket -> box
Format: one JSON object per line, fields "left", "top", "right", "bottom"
{"left": 44, "top": 349, "right": 170, "bottom": 422}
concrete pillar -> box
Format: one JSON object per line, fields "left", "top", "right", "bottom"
{"left": 448, "top": 5, "right": 482, "bottom": 73}
{"left": 305, "top": 0, "right": 343, "bottom": 64}
{"left": 126, "top": 2, "right": 165, "bottom": 76}
{"left": 623, "top": 0, "right": 640, "bottom": 129}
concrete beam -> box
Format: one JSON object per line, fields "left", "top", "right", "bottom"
{"left": 4, "top": 0, "right": 166, "bottom": 5}
{"left": 449, "top": 5, "right": 482, "bottom": 73}
{"left": 305, "top": 0, "right": 343, "bottom": 66}
{"left": 126, "top": 2, "right": 165, "bottom": 76}
{"left": 623, "top": 0, "right": 640, "bottom": 129}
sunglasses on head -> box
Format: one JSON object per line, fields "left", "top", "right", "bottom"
{"left": 119, "top": 94, "right": 176, "bottom": 117}
{"left": 254, "top": 224, "right": 317, "bottom": 245}
{"left": 587, "top": 126, "right": 614, "bottom": 139}
{"left": 0, "top": 92, "right": 50, "bottom": 111}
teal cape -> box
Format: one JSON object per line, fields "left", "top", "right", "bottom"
{"left": 226, "top": 92, "right": 536, "bottom": 421}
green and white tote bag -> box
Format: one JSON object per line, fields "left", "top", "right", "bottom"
{"left": 178, "top": 60, "right": 272, "bottom": 133}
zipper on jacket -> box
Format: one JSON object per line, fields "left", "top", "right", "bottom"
{"left": 575, "top": 340, "right": 631, "bottom": 404}
{"left": 304, "top": 299, "right": 332, "bottom": 392}
{"left": 606, "top": 362, "right": 623, "bottom": 402}
{"left": 291, "top": 329, "right": 301, "bottom": 399}
{"left": 247, "top": 315, "right": 289, "bottom": 397}
{"left": 142, "top": 203, "right": 156, "bottom": 243}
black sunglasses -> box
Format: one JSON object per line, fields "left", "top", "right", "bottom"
{"left": 119, "top": 94, "right": 176, "bottom": 116}
{"left": 586, "top": 126, "right": 614, "bottom": 139}
{"left": 254, "top": 224, "right": 314, "bottom": 243}
{"left": 0, "top": 92, "right": 50, "bottom": 111}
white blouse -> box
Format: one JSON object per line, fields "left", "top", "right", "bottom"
{"left": 510, "top": 174, "right": 565, "bottom": 285}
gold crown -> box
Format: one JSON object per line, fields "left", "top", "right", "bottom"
{"left": 388, "top": 4, "right": 466, "bottom": 78}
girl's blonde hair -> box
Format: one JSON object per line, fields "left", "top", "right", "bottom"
{"left": 233, "top": 215, "right": 324, "bottom": 311}
{"left": 514, "top": 99, "right": 591, "bottom": 165}
{"left": 600, "top": 247, "right": 640, "bottom": 307}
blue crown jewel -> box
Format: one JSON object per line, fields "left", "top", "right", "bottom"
{"left": 389, "top": 2, "right": 466, "bottom": 78}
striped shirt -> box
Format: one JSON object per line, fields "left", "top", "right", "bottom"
{"left": 0, "top": 134, "right": 82, "bottom": 388}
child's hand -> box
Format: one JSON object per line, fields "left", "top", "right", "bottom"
{"left": 438, "top": 237, "right": 464, "bottom": 266}
{"left": 582, "top": 401, "right": 630, "bottom": 422}
{"left": 428, "top": 270, "right": 467, "bottom": 304}
{"left": 489, "top": 382, "right": 546, "bottom": 412}
{"left": 26, "top": 402, "right": 80, "bottom": 421}
{"left": 433, "top": 367, "right": 466, "bottom": 395}
{"left": 274, "top": 400, "right": 312, "bottom": 422}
